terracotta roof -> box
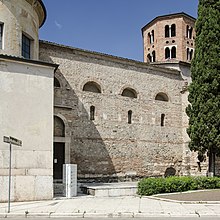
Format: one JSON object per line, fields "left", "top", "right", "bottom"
{"left": 141, "top": 12, "right": 196, "bottom": 33}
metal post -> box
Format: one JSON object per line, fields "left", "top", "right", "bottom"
{"left": 8, "top": 141, "right": 12, "bottom": 213}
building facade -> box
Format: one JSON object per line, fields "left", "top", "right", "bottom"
{"left": 0, "top": 1, "right": 217, "bottom": 202}
{"left": 0, "top": 0, "right": 57, "bottom": 202}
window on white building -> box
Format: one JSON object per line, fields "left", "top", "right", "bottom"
{"left": 22, "top": 34, "right": 31, "bottom": 59}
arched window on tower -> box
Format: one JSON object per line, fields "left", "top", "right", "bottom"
{"left": 187, "top": 48, "right": 190, "bottom": 60}
{"left": 189, "top": 49, "right": 193, "bottom": 60}
{"left": 122, "top": 88, "right": 137, "bottom": 98}
{"left": 189, "top": 27, "right": 193, "bottom": 39}
{"left": 186, "top": 25, "right": 193, "bottom": 39}
{"left": 83, "top": 81, "right": 101, "bottom": 93}
{"left": 165, "top": 25, "right": 169, "bottom": 38}
{"left": 151, "top": 30, "right": 154, "bottom": 43}
{"left": 147, "top": 53, "right": 151, "bottom": 63}
{"left": 165, "top": 47, "right": 170, "bottom": 59}
{"left": 186, "top": 25, "right": 189, "bottom": 38}
{"left": 152, "top": 51, "right": 156, "bottom": 62}
{"left": 171, "top": 46, "right": 176, "bottom": 58}
{"left": 171, "top": 24, "right": 176, "bottom": 37}
{"left": 148, "top": 33, "right": 151, "bottom": 44}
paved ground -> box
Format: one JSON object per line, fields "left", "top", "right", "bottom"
{"left": 1, "top": 189, "right": 220, "bottom": 218}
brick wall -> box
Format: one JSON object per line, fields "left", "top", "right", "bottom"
{"left": 143, "top": 15, "right": 195, "bottom": 63}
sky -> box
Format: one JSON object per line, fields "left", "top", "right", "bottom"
{"left": 40, "top": 0, "right": 199, "bottom": 62}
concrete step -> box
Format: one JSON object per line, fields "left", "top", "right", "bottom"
{"left": 54, "top": 183, "right": 64, "bottom": 197}
{"left": 80, "top": 182, "right": 138, "bottom": 197}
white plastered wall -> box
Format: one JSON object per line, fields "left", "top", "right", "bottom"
{"left": 0, "top": 59, "right": 54, "bottom": 202}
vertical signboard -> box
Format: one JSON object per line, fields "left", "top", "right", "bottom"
{"left": 63, "top": 164, "right": 77, "bottom": 197}
{"left": 3, "top": 136, "right": 22, "bottom": 213}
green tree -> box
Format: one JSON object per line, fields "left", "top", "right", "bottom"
{"left": 186, "top": 0, "right": 220, "bottom": 175}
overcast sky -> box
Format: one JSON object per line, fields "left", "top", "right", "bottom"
{"left": 40, "top": 0, "right": 199, "bottom": 61}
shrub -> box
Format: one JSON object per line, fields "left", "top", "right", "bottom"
{"left": 138, "top": 176, "right": 220, "bottom": 196}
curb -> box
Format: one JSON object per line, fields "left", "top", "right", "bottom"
{"left": 146, "top": 195, "right": 220, "bottom": 204}
{"left": 1, "top": 212, "right": 220, "bottom": 218}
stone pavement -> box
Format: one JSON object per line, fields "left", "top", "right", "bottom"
{"left": 1, "top": 190, "right": 220, "bottom": 218}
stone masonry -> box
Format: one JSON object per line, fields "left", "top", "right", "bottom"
{"left": 39, "top": 41, "right": 205, "bottom": 182}
{"left": 1, "top": 1, "right": 218, "bottom": 203}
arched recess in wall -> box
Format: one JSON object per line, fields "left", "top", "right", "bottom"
{"left": 121, "top": 87, "right": 137, "bottom": 98}
{"left": 155, "top": 92, "right": 169, "bottom": 102}
{"left": 53, "top": 114, "right": 71, "bottom": 180}
{"left": 54, "top": 116, "right": 65, "bottom": 137}
{"left": 83, "top": 81, "right": 101, "bottom": 93}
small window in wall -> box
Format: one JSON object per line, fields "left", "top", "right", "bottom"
{"left": 161, "top": 114, "right": 165, "bottom": 126}
{"left": 171, "top": 24, "right": 176, "bottom": 37}
{"left": 0, "top": 23, "right": 3, "bottom": 49}
{"left": 54, "top": 77, "right": 61, "bottom": 88}
{"left": 171, "top": 46, "right": 176, "bottom": 58}
{"left": 22, "top": 34, "right": 31, "bottom": 59}
{"left": 165, "top": 47, "right": 170, "bottom": 59}
{"left": 83, "top": 81, "right": 101, "bottom": 93}
{"left": 155, "top": 92, "right": 169, "bottom": 102}
{"left": 122, "top": 88, "right": 137, "bottom": 98}
{"left": 90, "top": 106, "right": 95, "bottom": 120}
{"left": 128, "top": 110, "right": 132, "bottom": 124}
{"left": 165, "top": 25, "right": 169, "bottom": 38}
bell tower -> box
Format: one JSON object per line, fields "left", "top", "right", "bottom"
{"left": 142, "top": 12, "right": 196, "bottom": 64}
{"left": 0, "top": 0, "right": 46, "bottom": 60}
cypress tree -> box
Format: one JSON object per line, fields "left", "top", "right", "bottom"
{"left": 186, "top": 0, "right": 220, "bottom": 175}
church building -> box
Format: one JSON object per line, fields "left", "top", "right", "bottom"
{"left": 0, "top": 0, "right": 217, "bottom": 202}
